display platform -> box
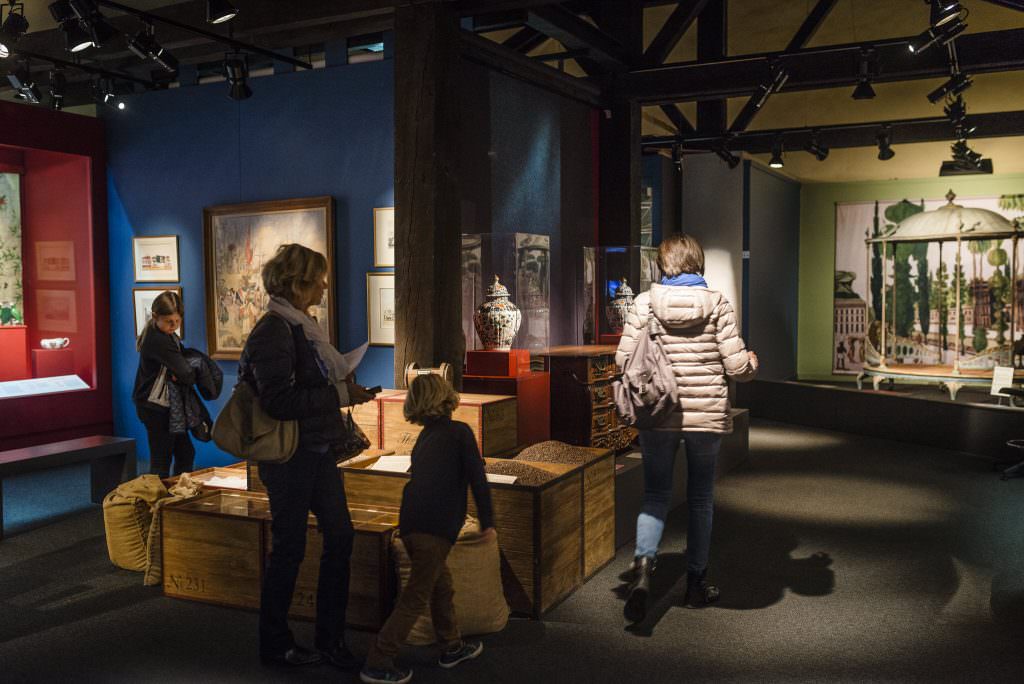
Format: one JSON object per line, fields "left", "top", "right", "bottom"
{"left": 857, "top": 364, "right": 1024, "bottom": 401}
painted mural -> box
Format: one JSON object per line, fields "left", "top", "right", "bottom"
{"left": 0, "top": 173, "right": 22, "bottom": 322}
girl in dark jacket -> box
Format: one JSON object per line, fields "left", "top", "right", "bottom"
{"left": 240, "top": 243, "right": 375, "bottom": 670}
{"left": 132, "top": 290, "right": 195, "bottom": 478}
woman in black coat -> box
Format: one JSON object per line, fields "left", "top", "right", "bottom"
{"left": 240, "top": 243, "right": 375, "bottom": 670}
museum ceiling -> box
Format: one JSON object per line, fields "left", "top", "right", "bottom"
{"left": 3, "top": 1, "right": 1024, "bottom": 182}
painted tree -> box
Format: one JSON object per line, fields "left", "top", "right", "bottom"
{"left": 989, "top": 242, "right": 1010, "bottom": 346}
{"left": 884, "top": 200, "right": 926, "bottom": 338}
{"left": 893, "top": 243, "right": 917, "bottom": 338}
{"left": 870, "top": 201, "right": 883, "bottom": 321}
{"left": 948, "top": 262, "right": 969, "bottom": 353}
{"left": 930, "top": 260, "right": 950, "bottom": 352}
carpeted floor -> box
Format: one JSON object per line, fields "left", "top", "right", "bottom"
{"left": 2, "top": 420, "right": 1022, "bottom": 683}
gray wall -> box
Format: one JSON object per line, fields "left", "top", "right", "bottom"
{"left": 748, "top": 165, "right": 800, "bottom": 380}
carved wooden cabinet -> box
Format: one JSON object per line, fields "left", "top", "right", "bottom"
{"left": 541, "top": 345, "right": 634, "bottom": 450}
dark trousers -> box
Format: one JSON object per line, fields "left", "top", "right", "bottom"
{"left": 136, "top": 405, "right": 195, "bottom": 479}
{"left": 258, "top": 449, "right": 355, "bottom": 656}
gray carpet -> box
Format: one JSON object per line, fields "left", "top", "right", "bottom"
{"left": 2, "top": 420, "right": 1022, "bottom": 683}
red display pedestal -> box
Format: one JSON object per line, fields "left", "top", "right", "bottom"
{"left": 598, "top": 333, "right": 622, "bottom": 346}
{"left": 0, "top": 325, "right": 31, "bottom": 382}
{"left": 466, "top": 349, "right": 531, "bottom": 378}
{"left": 462, "top": 371, "right": 550, "bottom": 446}
{"left": 32, "top": 347, "right": 75, "bottom": 378}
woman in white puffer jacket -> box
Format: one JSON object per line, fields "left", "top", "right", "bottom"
{"left": 615, "top": 234, "right": 758, "bottom": 623}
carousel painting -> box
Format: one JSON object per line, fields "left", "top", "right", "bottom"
{"left": 834, "top": 190, "right": 1024, "bottom": 398}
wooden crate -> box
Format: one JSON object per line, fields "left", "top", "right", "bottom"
{"left": 380, "top": 392, "right": 517, "bottom": 457}
{"left": 247, "top": 449, "right": 394, "bottom": 493}
{"left": 580, "top": 450, "right": 616, "bottom": 578}
{"left": 349, "top": 389, "right": 404, "bottom": 449}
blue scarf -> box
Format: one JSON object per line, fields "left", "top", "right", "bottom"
{"left": 661, "top": 273, "right": 708, "bottom": 287}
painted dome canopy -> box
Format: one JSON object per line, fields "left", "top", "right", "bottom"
{"left": 870, "top": 190, "right": 1018, "bottom": 243}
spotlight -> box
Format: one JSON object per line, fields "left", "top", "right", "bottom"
{"left": 927, "top": 72, "right": 972, "bottom": 104}
{"left": 769, "top": 137, "right": 784, "bottom": 169}
{"left": 714, "top": 144, "right": 741, "bottom": 169}
{"left": 908, "top": 17, "right": 966, "bottom": 54}
{"left": 0, "top": 2, "right": 29, "bottom": 59}
{"left": 852, "top": 79, "right": 876, "bottom": 100}
{"left": 804, "top": 132, "right": 829, "bottom": 161}
{"left": 941, "top": 139, "right": 992, "bottom": 175}
{"left": 930, "top": 0, "right": 962, "bottom": 28}
{"left": 49, "top": 68, "right": 66, "bottom": 110}
{"left": 224, "top": 54, "right": 251, "bottom": 100}
{"left": 944, "top": 96, "right": 977, "bottom": 138}
{"left": 53, "top": 0, "right": 115, "bottom": 52}
{"left": 207, "top": 0, "right": 238, "bottom": 25}
{"left": 877, "top": 126, "right": 895, "bottom": 161}
{"left": 7, "top": 63, "right": 41, "bottom": 103}
{"left": 93, "top": 76, "right": 124, "bottom": 110}
{"left": 753, "top": 62, "right": 789, "bottom": 110}
{"left": 851, "top": 49, "right": 876, "bottom": 100}
{"left": 127, "top": 24, "right": 178, "bottom": 73}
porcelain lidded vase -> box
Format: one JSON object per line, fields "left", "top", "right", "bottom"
{"left": 473, "top": 275, "right": 522, "bottom": 351}
{"left": 605, "top": 278, "right": 635, "bottom": 334}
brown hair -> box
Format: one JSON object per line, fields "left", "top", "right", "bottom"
{"left": 657, "top": 234, "right": 705, "bottom": 277}
{"left": 403, "top": 374, "right": 460, "bottom": 426}
{"left": 261, "top": 243, "right": 328, "bottom": 310}
{"left": 137, "top": 290, "right": 184, "bottom": 350}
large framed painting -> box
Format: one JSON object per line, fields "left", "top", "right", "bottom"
{"left": 204, "top": 196, "right": 335, "bottom": 359}
{"left": 366, "top": 272, "right": 395, "bottom": 346}
{"left": 133, "top": 286, "right": 183, "bottom": 339}
{"left": 373, "top": 207, "right": 395, "bottom": 268}
{"left": 132, "top": 235, "right": 180, "bottom": 282}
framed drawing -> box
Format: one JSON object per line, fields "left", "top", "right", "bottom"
{"left": 35, "top": 241, "right": 76, "bottom": 281}
{"left": 133, "top": 235, "right": 180, "bottom": 282}
{"left": 373, "top": 207, "right": 395, "bottom": 268}
{"left": 204, "top": 196, "right": 335, "bottom": 359}
{"left": 366, "top": 272, "right": 395, "bottom": 346}
{"left": 133, "top": 286, "right": 184, "bottom": 339}
{"left": 36, "top": 289, "right": 77, "bottom": 333}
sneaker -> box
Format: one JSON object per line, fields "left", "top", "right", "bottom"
{"left": 359, "top": 665, "right": 413, "bottom": 684}
{"left": 438, "top": 640, "right": 483, "bottom": 669}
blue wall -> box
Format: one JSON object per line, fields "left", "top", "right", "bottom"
{"left": 106, "top": 60, "right": 395, "bottom": 469}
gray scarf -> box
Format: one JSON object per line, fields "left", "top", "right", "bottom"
{"left": 267, "top": 296, "right": 351, "bottom": 382}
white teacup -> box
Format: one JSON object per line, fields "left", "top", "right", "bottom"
{"left": 40, "top": 337, "right": 70, "bottom": 349}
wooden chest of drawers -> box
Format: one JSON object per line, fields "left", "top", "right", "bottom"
{"left": 542, "top": 346, "right": 634, "bottom": 449}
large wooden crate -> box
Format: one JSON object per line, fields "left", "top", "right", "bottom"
{"left": 379, "top": 392, "right": 517, "bottom": 457}
{"left": 349, "top": 389, "right": 404, "bottom": 449}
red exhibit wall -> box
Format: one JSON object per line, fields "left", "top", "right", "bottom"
{"left": 0, "top": 101, "right": 112, "bottom": 448}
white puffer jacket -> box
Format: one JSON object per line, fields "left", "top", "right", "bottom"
{"left": 615, "top": 283, "right": 756, "bottom": 434}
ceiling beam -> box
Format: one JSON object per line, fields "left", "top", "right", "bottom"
{"left": 620, "top": 28, "right": 1024, "bottom": 104}
{"left": 503, "top": 27, "right": 549, "bottom": 53}
{"left": 696, "top": 0, "right": 726, "bottom": 135}
{"left": 659, "top": 104, "right": 697, "bottom": 136}
{"left": 524, "top": 4, "right": 628, "bottom": 71}
{"left": 642, "top": 110, "right": 1024, "bottom": 153}
{"left": 642, "top": 0, "right": 710, "bottom": 67}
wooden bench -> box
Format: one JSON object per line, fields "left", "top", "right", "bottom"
{"left": 0, "top": 436, "right": 136, "bottom": 539}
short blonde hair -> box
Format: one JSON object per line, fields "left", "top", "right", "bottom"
{"left": 657, "top": 234, "right": 705, "bottom": 277}
{"left": 403, "top": 374, "right": 460, "bottom": 425}
{"left": 261, "top": 243, "right": 328, "bottom": 309}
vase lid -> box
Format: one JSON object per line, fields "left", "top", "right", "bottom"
{"left": 486, "top": 275, "right": 510, "bottom": 299}
{"left": 613, "top": 278, "right": 634, "bottom": 300}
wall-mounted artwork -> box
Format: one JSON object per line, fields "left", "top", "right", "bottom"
{"left": 204, "top": 196, "right": 334, "bottom": 359}
{"left": 833, "top": 193, "right": 1021, "bottom": 376}
{"left": 133, "top": 235, "right": 180, "bottom": 282}
{"left": 35, "top": 241, "right": 76, "bottom": 282}
{"left": 36, "top": 289, "right": 77, "bottom": 333}
{"left": 367, "top": 272, "right": 395, "bottom": 346}
{"left": 374, "top": 207, "right": 395, "bottom": 268}
{"left": 133, "top": 286, "right": 184, "bottom": 339}
{"left": 0, "top": 173, "right": 22, "bottom": 315}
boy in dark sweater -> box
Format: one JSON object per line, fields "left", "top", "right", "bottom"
{"left": 361, "top": 375, "right": 495, "bottom": 684}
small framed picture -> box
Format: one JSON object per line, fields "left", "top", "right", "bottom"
{"left": 132, "top": 235, "right": 180, "bottom": 282}
{"left": 373, "top": 207, "right": 395, "bottom": 268}
{"left": 366, "top": 272, "right": 395, "bottom": 346}
{"left": 133, "top": 287, "right": 184, "bottom": 339}
{"left": 35, "top": 241, "right": 76, "bottom": 281}
{"left": 36, "top": 289, "right": 78, "bottom": 333}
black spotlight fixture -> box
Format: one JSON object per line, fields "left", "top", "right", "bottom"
{"left": 907, "top": 15, "right": 966, "bottom": 54}
{"left": 930, "top": 0, "right": 962, "bottom": 27}
{"left": 804, "top": 131, "right": 829, "bottom": 161}
{"left": 769, "top": 137, "right": 784, "bottom": 169}
{"left": 207, "top": 0, "right": 239, "bottom": 25}
{"left": 940, "top": 139, "right": 992, "bottom": 176}
{"left": 7, "top": 62, "right": 41, "bottom": 103}
{"left": 927, "top": 72, "right": 972, "bottom": 104}
{"left": 127, "top": 23, "right": 178, "bottom": 73}
{"left": 0, "top": 2, "right": 29, "bottom": 59}
{"left": 714, "top": 143, "right": 741, "bottom": 169}
{"left": 50, "top": 0, "right": 93, "bottom": 52}
{"left": 49, "top": 67, "right": 66, "bottom": 110}
{"left": 851, "top": 49, "right": 876, "bottom": 100}
{"left": 877, "top": 126, "right": 895, "bottom": 161}
{"left": 224, "top": 53, "right": 251, "bottom": 100}
{"left": 945, "top": 96, "right": 976, "bottom": 138}
{"left": 93, "top": 76, "right": 125, "bottom": 110}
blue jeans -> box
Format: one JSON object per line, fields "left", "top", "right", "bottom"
{"left": 635, "top": 430, "right": 722, "bottom": 574}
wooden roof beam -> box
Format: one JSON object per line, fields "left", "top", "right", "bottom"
{"left": 642, "top": 0, "right": 710, "bottom": 67}
{"left": 524, "top": 4, "right": 629, "bottom": 71}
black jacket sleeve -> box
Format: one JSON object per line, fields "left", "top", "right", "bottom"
{"left": 461, "top": 424, "right": 495, "bottom": 530}
{"left": 246, "top": 316, "right": 341, "bottom": 421}
{"left": 143, "top": 330, "right": 195, "bottom": 386}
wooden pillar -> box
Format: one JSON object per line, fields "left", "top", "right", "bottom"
{"left": 598, "top": 99, "right": 641, "bottom": 247}
{"left": 394, "top": 1, "right": 464, "bottom": 388}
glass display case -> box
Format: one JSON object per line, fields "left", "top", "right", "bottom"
{"left": 586, "top": 245, "right": 661, "bottom": 342}
{"left": 462, "top": 232, "right": 551, "bottom": 351}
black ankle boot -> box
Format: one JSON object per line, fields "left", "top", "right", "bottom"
{"left": 624, "top": 556, "right": 655, "bottom": 623}
{"left": 684, "top": 568, "right": 720, "bottom": 608}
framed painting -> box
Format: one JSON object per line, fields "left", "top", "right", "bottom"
{"left": 36, "top": 289, "right": 77, "bottom": 333}
{"left": 133, "top": 235, "right": 180, "bottom": 282}
{"left": 373, "top": 207, "right": 395, "bottom": 268}
{"left": 204, "top": 196, "right": 335, "bottom": 359}
{"left": 133, "top": 286, "right": 183, "bottom": 339}
{"left": 35, "top": 240, "right": 76, "bottom": 282}
{"left": 366, "top": 272, "right": 395, "bottom": 346}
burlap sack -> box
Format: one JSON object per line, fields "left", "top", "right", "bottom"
{"left": 392, "top": 517, "right": 509, "bottom": 645}
{"left": 102, "top": 474, "right": 169, "bottom": 572}
{"left": 143, "top": 473, "right": 203, "bottom": 585}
